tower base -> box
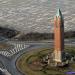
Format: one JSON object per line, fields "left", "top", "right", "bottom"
{"left": 47, "top": 52, "right": 70, "bottom": 67}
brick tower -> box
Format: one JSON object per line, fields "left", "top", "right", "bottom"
{"left": 54, "top": 9, "right": 64, "bottom": 64}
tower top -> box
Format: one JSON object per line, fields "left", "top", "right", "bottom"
{"left": 55, "top": 8, "right": 64, "bottom": 22}
{"left": 56, "top": 8, "right": 62, "bottom": 17}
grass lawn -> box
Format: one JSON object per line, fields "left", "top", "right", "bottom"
{"left": 16, "top": 47, "right": 75, "bottom": 75}
{"left": 0, "top": 43, "right": 10, "bottom": 49}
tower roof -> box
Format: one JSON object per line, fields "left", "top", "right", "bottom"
{"left": 56, "top": 8, "right": 62, "bottom": 17}
{"left": 54, "top": 8, "right": 64, "bottom": 25}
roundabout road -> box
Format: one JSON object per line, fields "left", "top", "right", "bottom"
{"left": 0, "top": 39, "right": 75, "bottom": 75}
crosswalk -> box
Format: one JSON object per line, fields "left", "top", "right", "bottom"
{"left": 0, "top": 41, "right": 29, "bottom": 57}
{"left": 0, "top": 51, "right": 11, "bottom": 57}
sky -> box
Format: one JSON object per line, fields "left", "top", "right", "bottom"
{"left": 0, "top": 0, "right": 75, "bottom": 33}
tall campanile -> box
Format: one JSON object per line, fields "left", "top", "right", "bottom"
{"left": 54, "top": 9, "right": 64, "bottom": 63}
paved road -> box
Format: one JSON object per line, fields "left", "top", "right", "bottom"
{"left": 0, "top": 40, "right": 75, "bottom": 75}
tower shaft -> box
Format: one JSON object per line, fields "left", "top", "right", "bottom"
{"left": 54, "top": 9, "right": 64, "bottom": 63}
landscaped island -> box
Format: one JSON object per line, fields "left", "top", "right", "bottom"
{"left": 16, "top": 47, "right": 75, "bottom": 75}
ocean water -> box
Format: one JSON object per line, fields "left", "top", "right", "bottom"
{"left": 0, "top": 0, "right": 74, "bottom": 33}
